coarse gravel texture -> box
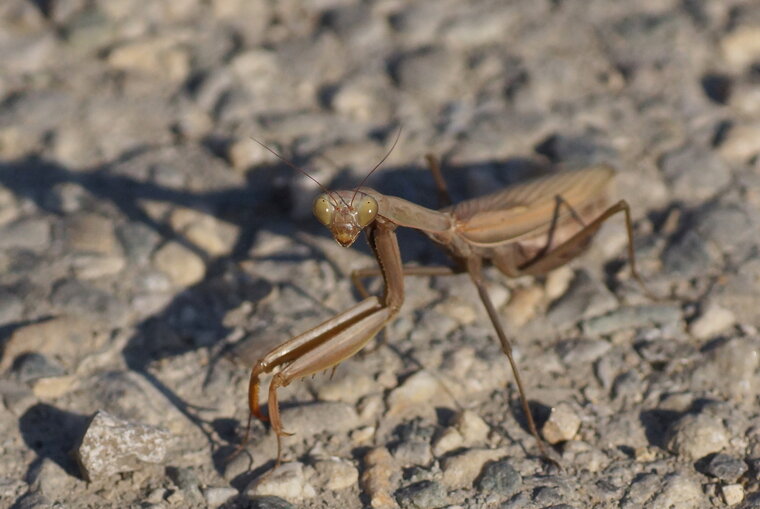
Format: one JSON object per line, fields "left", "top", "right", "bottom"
{"left": 1, "top": 0, "right": 760, "bottom": 508}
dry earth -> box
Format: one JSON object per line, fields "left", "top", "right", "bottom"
{"left": 1, "top": 0, "right": 760, "bottom": 508}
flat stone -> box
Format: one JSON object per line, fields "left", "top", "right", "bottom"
{"left": 581, "top": 304, "right": 682, "bottom": 337}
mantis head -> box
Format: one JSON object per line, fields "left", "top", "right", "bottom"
{"left": 313, "top": 190, "right": 378, "bottom": 247}
{"left": 249, "top": 128, "right": 399, "bottom": 248}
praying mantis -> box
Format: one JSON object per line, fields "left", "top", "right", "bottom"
{"left": 239, "top": 134, "right": 651, "bottom": 468}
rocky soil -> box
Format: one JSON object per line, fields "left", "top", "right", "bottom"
{"left": 1, "top": 0, "right": 760, "bottom": 508}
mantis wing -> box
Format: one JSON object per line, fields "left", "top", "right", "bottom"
{"left": 452, "top": 165, "right": 615, "bottom": 246}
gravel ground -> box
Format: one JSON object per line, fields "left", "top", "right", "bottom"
{"left": 1, "top": 0, "right": 760, "bottom": 508}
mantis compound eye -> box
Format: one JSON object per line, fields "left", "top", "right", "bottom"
{"left": 313, "top": 194, "right": 335, "bottom": 226}
{"left": 356, "top": 196, "right": 378, "bottom": 227}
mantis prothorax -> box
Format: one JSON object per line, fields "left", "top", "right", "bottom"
{"left": 239, "top": 136, "right": 652, "bottom": 469}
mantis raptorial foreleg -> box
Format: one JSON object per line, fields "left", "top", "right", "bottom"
{"left": 241, "top": 221, "right": 405, "bottom": 468}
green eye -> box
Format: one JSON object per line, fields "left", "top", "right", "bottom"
{"left": 313, "top": 195, "right": 334, "bottom": 226}
{"left": 357, "top": 196, "right": 378, "bottom": 227}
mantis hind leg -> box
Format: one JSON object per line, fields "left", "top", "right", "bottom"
{"left": 463, "top": 256, "right": 557, "bottom": 465}
{"left": 519, "top": 200, "right": 655, "bottom": 299}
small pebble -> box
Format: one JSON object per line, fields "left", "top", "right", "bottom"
{"left": 476, "top": 460, "right": 521, "bottom": 497}
{"left": 545, "top": 266, "right": 575, "bottom": 301}
{"left": 152, "top": 241, "right": 206, "bottom": 287}
{"left": 441, "top": 448, "right": 508, "bottom": 489}
{"left": 0, "top": 218, "right": 51, "bottom": 252}
{"left": 167, "top": 466, "right": 203, "bottom": 502}
{"left": 542, "top": 403, "right": 581, "bottom": 444}
{"left": 107, "top": 37, "right": 190, "bottom": 82}
{"left": 454, "top": 410, "right": 490, "bottom": 445}
{"left": 279, "top": 401, "right": 360, "bottom": 438}
{"left": 246, "top": 496, "right": 297, "bottom": 509}
{"left": 247, "top": 462, "right": 316, "bottom": 500}
{"left": 0, "top": 315, "right": 96, "bottom": 371}
{"left": 315, "top": 372, "right": 378, "bottom": 404}
{"left": 721, "top": 483, "right": 745, "bottom": 505}
{"left": 392, "top": 440, "right": 432, "bottom": 467}
{"left": 581, "top": 304, "right": 682, "bottom": 337}
{"left": 432, "top": 427, "right": 464, "bottom": 457}
{"left": 31, "top": 375, "right": 76, "bottom": 399}
{"left": 30, "top": 458, "right": 83, "bottom": 499}
{"left": 391, "top": 48, "right": 464, "bottom": 103}
{"left": 689, "top": 304, "right": 736, "bottom": 339}
{"left": 704, "top": 454, "right": 747, "bottom": 482}
{"left": 387, "top": 370, "right": 442, "bottom": 417}
{"left": 227, "top": 137, "right": 277, "bottom": 172}
{"left": 12, "top": 353, "right": 65, "bottom": 383}
{"left": 203, "top": 486, "right": 238, "bottom": 507}
{"left": 312, "top": 459, "right": 359, "bottom": 491}
{"left": 64, "top": 213, "right": 118, "bottom": 255}
{"left": 666, "top": 413, "right": 729, "bottom": 460}
{"left": 395, "top": 480, "right": 447, "bottom": 509}
{"left": 75, "top": 410, "right": 171, "bottom": 481}
{"left": 718, "top": 122, "right": 760, "bottom": 164}
{"left": 721, "top": 26, "right": 760, "bottom": 71}
{"left": 556, "top": 338, "right": 611, "bottom": 364}
{"left": 503, "top": 285, "right": 544, "bottom": 327}
{"left": 691, "top": 337, "right": 760, "bottom": 403}
{"left": 71, "top": 253, "right": 126, "bottom": 279}
{"left": 548, "top": 270, "right": 617, "bottom": 328}
{"left": 361, "top": 447, "right": 399, "bottom": 509}
{"left": 652, "top": 473, "right": 706, "bottom": 508}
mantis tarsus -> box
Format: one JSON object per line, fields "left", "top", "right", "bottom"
{"left": 239, "top": 136, "right": 651, "bottom": 469}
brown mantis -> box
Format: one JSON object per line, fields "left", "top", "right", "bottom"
{"left": 240, "top": 135, "right": 651, "bottom": 469}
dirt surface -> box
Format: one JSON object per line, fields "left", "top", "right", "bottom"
{"left": 1, "top": 0, "right": 760, "bottom": 508}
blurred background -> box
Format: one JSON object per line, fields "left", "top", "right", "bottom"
{"left": 1, "top": 0, "right": 760, "bottom": 507}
